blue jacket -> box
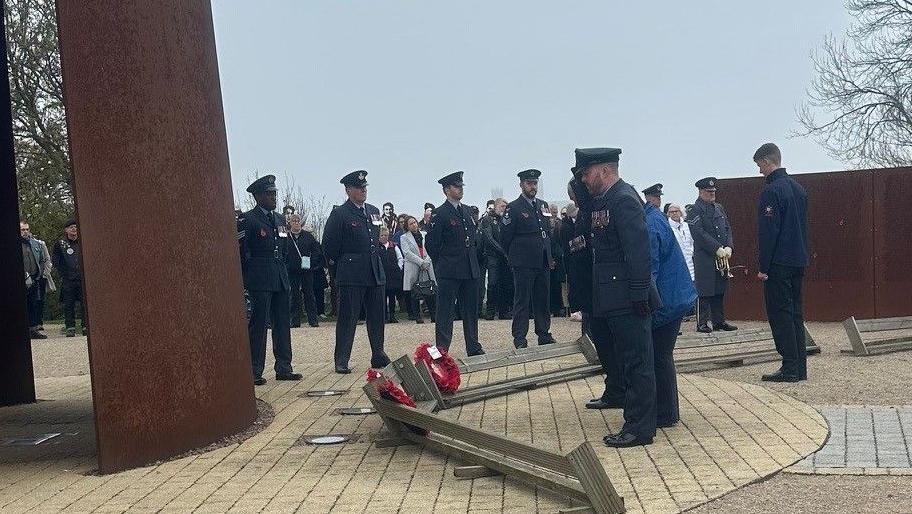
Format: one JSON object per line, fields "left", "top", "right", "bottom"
{"left": 645, "top": 203, "right": 697, "bottom": 328}
{"left": 758, "top": 168, "right": 809, "bottom": 273}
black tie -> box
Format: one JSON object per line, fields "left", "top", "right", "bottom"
{"left": 359, "top": 206, "right": 366, "bottom": 217}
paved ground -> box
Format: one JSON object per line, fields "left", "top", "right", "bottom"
{"left": 4, "top": 317, "right": 912, "bottom": 512}
{"left": 788, "top": 406, "right": 912, "bottom": 475}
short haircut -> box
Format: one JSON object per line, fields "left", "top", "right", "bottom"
{"left": 753, "top": 143, "right": 781, "bottom": 164}
{"left": 20, "top": 218, "right": 28, "bottom": 225}
{"left": 494, "top": 197, "right": 507, "bottom": 206}
{"left": 662, "top": 203, "right": 671, "bottom": 215}
{"left": 383, "top": 202, "right": 393, "bottom": 209}
{"left": 289, "top": 213, "right": 302, "bottom": 222}
{"left": 379, "top": 226, "right": 390, "bottom": 235}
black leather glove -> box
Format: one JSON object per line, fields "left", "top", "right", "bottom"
{"left": 633, "top": 300, "right": 651, "bottom": 317}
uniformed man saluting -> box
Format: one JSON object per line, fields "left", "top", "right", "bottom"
{"left": 572, "top": 147, "right": 658, "bottom": 448}
{"left": 688, "top": 177, "right": 737, "bottom": 333}
{"left": 501, "top": 169, "right": 557, "bottom": 348}
{"left": 321, "top": 170, "right": 391, "bottom": 374}
{"left": 426, "top": 171, "right": 486, "bottom": 356}
{"left": 238, "top": 175, "right": 302, "bottom": 385}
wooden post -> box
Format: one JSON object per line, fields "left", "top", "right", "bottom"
{"left": 567, "top": 442, "right": 626, "bottom": 514}
{"left": 842, "top": 316, "right": 870, "bottom": 356}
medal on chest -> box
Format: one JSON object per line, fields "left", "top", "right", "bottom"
{"left": 591, "top": 209, "right": 610, "bottom": 229}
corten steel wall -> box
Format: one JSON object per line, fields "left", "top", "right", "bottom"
{"left": 55, "top": 1, "right": 256, "bottom": 472}
{"left": 872, "top": 168, "right": 912, "bottom": 317}
{"left": 717, "top": 168, "right": 910, "bottom": 322}
{"left": 0, "top": 6, "right": 36, "bottom": 407}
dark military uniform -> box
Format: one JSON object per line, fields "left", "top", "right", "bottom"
{"left": 566, "top": 180, "right": 594, "bottom": 337}
{"left": 238, "top": 177, "right": 295, "bottom": 380}
{"left": 321, "top": 170, "right": 390, "bottom": 372}
{"left": 479, "top": 210, "right": 509, "bottom": 319}
{"left": 426, "top": 171, "right": 485, "bottom": 355}
{"left": 501, "top": 169, "right": 556, "bottom": 348}
{"left": 758, "top": 168, "right": 809, "bottom": 380}
{"left": 52, "top": 222, "right": 86, "bottom": 335}
{"left": 573, "top": 147, "right": 657, "bottom": 445}
{"left": 688, "top": 177, "right": 735, "bottom": 331}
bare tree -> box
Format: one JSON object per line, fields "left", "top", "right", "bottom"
{"left": 235, "top": 170, "right": 333, "bottom": 238}
{"left": 490, "top": 186, "right": 503, "bottom": 201}
{"left": 798, "top": 0, "right": 912, "bottom": 166}
{"left": 6, "top": 0, "right": 72, "bottom": 239}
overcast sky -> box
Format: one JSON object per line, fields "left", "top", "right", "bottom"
{"left": 212, "top": 1, "right": 850, "bottom": 215}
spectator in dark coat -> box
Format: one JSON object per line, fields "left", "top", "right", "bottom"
{"left": 379, "top": 226, "right": 406, "bottom": 323}
{"left": 286, "top": 214, "right": 323, "bottom": 327}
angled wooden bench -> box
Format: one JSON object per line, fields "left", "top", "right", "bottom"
{"left": 842, "top": 316, "right": 912, "bottom": 356}
{"left": 362, "top": 382, "right": 626, "bottom": 513}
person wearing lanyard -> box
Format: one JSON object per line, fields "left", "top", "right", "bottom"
{"left": 501, "top": 168, "right": 557, "bottom": 349}
{"left": 321, "top": 170, "right": 391, "bottom": 374}
{"left": 286, "top": 213, "right": 322, "bottom": 328}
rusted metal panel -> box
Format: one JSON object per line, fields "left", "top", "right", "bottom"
{"left": 0, "top": 7, "right": 36, "bottom": 407}
{"left": 55, "top": 1, "right": 256, "bottom": 472}
{"left": 872, "top": 167, "right": 912, "bottom": 318}
{"left": 718, "top": 170, "right": 877, "bottom": 322}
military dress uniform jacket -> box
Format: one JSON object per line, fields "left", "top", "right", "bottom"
{"left": 425, "top": 201, "right": 480, "bottom": 280}
{"left": 565, "top": 180, "right": 595, "bottom": 313}
{"left": 758, "top": 168, "right": 809, "bottom": 274}
{"left": 687, "top": 199, "right": 733, "bottom": 296}
{"left": 587, "top": 179, "right": 659, "bottom": 317}
{"left": 238, "top": 208, "right": 291, "bottom": 292}
{"left": 321, "top": 200, "right": 386, "bottom": 287}
{"left": 501, "top": 196, "right": 552, "bottom": 269}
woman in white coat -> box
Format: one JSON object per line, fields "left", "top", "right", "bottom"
{"left": 400, "top": 216, "right": 436, "bottom": 324}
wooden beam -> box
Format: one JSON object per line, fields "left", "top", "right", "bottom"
{"left": 390, "top": 355, "right": 439, "bottom": 407}
{"left": 369, "top": 395, "right": 576, "bottom": 477}
{"left": 458, "top": 340, "right": 585, "bottom": 374}
{"left": 842, "top": 316, "right": 870, "bottom": 356}
{"left": 567, "top": 442, "right": 626, "bottom": 513}
{"left": 454, "top": 465, "right": 500, "bottom": 479}
{"left": 445, "top": 365, "right": 603, "bottom": 408}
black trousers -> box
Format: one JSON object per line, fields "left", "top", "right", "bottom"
{"left": 590, "top": 312, "right": 657, "bottom": 439}
{"left": 248, "top": 289, "right": 293, "bottom": 378}
{"left": 35, "top": 278, "right": 47, "bottom": 326}
{"left": 549, "top": 267, "right": 564, "bottom": 316}
{"left": 697, "top": 294, "right": 726, "bottom": 327}
{"left": 60, "top": 279, "right": 85, "bottom": 329}
{"left": 483, "top": 256, "right": 507, "bottom": 317}
{"left": 764, "top": 264, "right": 807, "bottom": 378}
{"left": 477, "top": 263, "right": 487, "bottom": 316}
{"left": 386, "top": 289, "right": 406, "bottom": 320}
{"left": 289, "top": 271, "right": 318, "bottom": 326}
{"left": 511, "top": 267, "right": 552, "bottom": 345}
{"left": 653, "top": 317, "right": 683, "bottom": 425}
{"left": 25, "top": 283, "right": 40, "bottom": 328}
{"left": 335, "top": 285, "right": 387, "bottom": 368}
{"left": 435, "top": 277, "right": 483, "bottom": 354}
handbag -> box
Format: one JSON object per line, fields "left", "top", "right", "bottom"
{"left": 413, "top": 268, "right": 436, "bottom": 299}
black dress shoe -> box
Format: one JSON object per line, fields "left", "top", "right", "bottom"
{"left": 253, "top": 377, "right": 267, "bottom": 386}
{"left": 276, "top": 372, "right": 303, "bottom": 381}
{"left": 538, "top": 336, "right": 557, "bottom": 345}
{"left": 657, "top": 420, "right": 678, "bottom": 428}
{"left": 468, "top": 347, "right": 486, "bottom": 357}
{"left": 290, "top": 322, "right": 302, "bottom": 328}
{"left": 335, "top": 365, "right": 352, "bottom": 374}
{"left": 717, "top": 322, "right": 738, "bottom": 331}
{"left": 696, "top": 325, "right": 712, "bottom": 333}
{"left": 388, "top": 317, "right": 399, "bottom": 323}
{"left": 309, "top": 322, "right": 320, "bottom": 327}
{"left": 514, "top": 339, "right": 528, "bottom": 349}
{"left": 416, "top": 318, "right": 424, "bottom": 324}
{"left": 761, "top": 371, "right": 799, "bottom": 382}
{"left": 603, "top": 432, "right": 653, "bottom": 448}
{"left": 371, "top": 354, "right": 392, "bottom": 369}
{"left": 586, "top": 398, "right": 624, "bottom": 410}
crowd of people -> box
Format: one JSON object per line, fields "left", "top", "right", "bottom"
{"left": 19, "top": 218, "right": 87, "bottom": 340}
{"left": 237, "top": 141, "right": 809, "bottom": 447}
